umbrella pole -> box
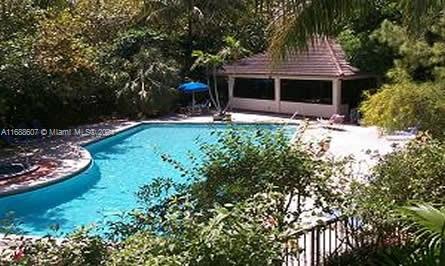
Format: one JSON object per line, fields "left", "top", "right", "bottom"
{"left": 192, "top": 92, "right": 195, "bottom": 113}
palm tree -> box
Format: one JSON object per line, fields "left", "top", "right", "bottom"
{"left": 191, "top": 50, "right": 223, "bottom": 113}
{"left": 192, "top": 37, "right": 249, "bottom": 115}
{"left": 268, "top": 0, "right": 445, "bottom": 58}
{"left": 142, "top": 0, "right": 245, "bottom": 72}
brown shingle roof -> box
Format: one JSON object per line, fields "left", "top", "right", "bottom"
{"left": 221, "top": 38, "right": 362, "bottom": 77}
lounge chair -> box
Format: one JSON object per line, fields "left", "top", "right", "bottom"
{"left": 195, "top": 99, "right": 211, "bottom": 112}
{"left": 385, "top": 127, "right": 418, "bottom": 141}
{"left": 317, "top": 114, "right": 346, "bottom": 131}
{"left": 184, "top": 99, "right": 211, "bottom": 115}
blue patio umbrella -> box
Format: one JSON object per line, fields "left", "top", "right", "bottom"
{"left": 177, "top": 82, "right": 209, "bottom": 110}
{"left": 178, "top": 82, "right": 209, "bottom": 93}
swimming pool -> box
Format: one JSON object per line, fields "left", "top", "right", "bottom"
{"left": 0, "top": 123, "right": 295, "bottom": 236}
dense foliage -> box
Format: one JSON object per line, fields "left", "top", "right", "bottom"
{"left": 360, "top": 79, "right": 445, "bottom": 136}
{"left": 0, "top": 0, "right": 142, "bottom": 127}
{"left": 358, "top": 13, "right": 445, "bottom": 135}
{"left": 343, "top": 135, "right": 445, "bottom": 234}
{"left": 327, "top": 204, "right": 445, "bottom": 265}
{"left": 109, "top": 192, "right": 285, "bottom": 265}
{"left": 0, "top": 0, "right": 271, "bottom": 128}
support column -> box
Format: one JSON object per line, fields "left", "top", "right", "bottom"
{"left": 332, "top": 79, "right": 342, "bottom": 114}
{"left": 274, "top": 77, "right": 281, "bottom": 113}
{"left": 228, "top": 76, "right": 235, "bottom": 109}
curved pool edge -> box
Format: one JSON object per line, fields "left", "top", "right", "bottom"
{"left": 0, "top": 122, "right": 143, "bottom": 197}
{"left": 0, "top": 147, "right": 93, "bottom": 197}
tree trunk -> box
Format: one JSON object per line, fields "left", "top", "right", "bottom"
{"left": 212, "top": 66, "right": 221, "bottom": 114}
{"left": 206, "top": 68, "right": 218, "bottom": 111}
{"left": 184, "top": 2, "right": 194, "bottom": 76}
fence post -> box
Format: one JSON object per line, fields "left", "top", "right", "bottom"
{"left": 315, "top": 227, "right": 321, "bottom": 265}
{"left": 311, "top": 229, "right": 315, "bottom": 265}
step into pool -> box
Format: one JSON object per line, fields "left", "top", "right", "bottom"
{"left": 0, "top": 123, "right": 295, "bottom": 236}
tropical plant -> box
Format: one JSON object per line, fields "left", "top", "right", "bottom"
{"left": 326, "top": 204, "right": 445, "bottom": 266}
{"left": 399, "top": 204, "right": 445, "bottom": 264}
{"left": 343, "top": 134, "right": 445, "bottom": 235}
{"left": 108, "top": 191, "right": 288, "bottom": 265}
{"left": 109, "top": 47, "right": 180, "bottom": 118}
{"left": 192, "top": 37, "right": 249, "bottom": 114}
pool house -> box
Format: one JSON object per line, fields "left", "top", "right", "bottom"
{"left": 220, "top": 38, "right": 376, "bottom": 118}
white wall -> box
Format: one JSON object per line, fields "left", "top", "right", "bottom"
{"left": 279, "top": 101, "right": 335, "bottom": 117}
{"left": 231, "top": 97, "right": 278, "bottom": 113}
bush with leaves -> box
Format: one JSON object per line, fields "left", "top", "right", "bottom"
{"left": 189, "top": 128, "right": 346, "bottom": 213}
{"left": 327, "top": 203, "right": 445, "bottom": 266}
{"left": 360, "top": 75, "right": 445, "bottom": 137}
{"left": 109, "top": 191, "right": 288, "bottom": 266}
{"left": 343, "top": 135, "right": 445, "bottom": 235}
{"left": 0, "top": 228, "right": 109, "bottom": 266}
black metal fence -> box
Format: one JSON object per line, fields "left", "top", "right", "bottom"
{"left": 284, "top": 216, "right": 392, "bottom": 266}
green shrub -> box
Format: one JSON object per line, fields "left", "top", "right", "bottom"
{"left": 344, "top": 135, "right": 445, "bottom": 233}
{"left": 1, "top": 229, "right": 109, "bottom": 266}
{"left": 360, "top": 79, "right": 445, "bottom": 137}
{"left": 109, "top": 192, "right": 285, "bottom": 266}
{"left": 189, "top": 128, "right": 346, "bottom": 211}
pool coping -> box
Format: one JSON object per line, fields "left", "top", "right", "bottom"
{"left": 0, "top": 120, "right": 298, "bottom": 197}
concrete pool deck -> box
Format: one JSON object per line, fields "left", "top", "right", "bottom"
{"left": 0, "top": 112, "right": 411, "bottom": 196}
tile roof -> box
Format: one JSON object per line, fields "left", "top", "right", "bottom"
{"left": 221, "top": 38, "right": 362, "bottom": 77}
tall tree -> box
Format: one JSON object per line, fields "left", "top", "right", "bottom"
{"left": 192, "top": 37, "right": 249, "bottom": 114}
{"left": 142, "top": 0, "right": 246, "bottom": 74}
{"left": 268, "top": 0, "right": 445, "bottom": 57}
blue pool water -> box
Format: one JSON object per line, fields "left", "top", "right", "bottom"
{"left": 0, "top": 123, "right": 294, "bottom": 236}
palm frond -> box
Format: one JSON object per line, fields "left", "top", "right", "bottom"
{"left": 400, "top": 204, "right": 445, "bottom": 239}
{"left": 399, "top": 203, "right": 445, "bottom": 265}
{"left": 268, "top": 0, "right": 445, "bottom": 60}
{"left": 399, "top": 0, "right": 445, "bottom": 33}
{"left": 268, "top": 0, "right": 372, "bottom": 59}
